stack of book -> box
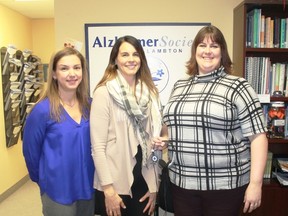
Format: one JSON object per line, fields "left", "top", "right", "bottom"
{"left": 246, "top": 8, "right": 288, "bottom": 48}
{"left": 277, "top": 158, "right": 288, "bottom": 172}
{"left": 273, "top": 158, "right": 288, "bottom": 186}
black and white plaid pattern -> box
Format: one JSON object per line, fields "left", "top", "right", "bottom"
{"left": 163, "top": 67, "right": 267, "bottom": 190}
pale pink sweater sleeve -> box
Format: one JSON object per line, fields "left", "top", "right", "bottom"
{"left": 90, "top": 86, "right": 114, "bottom": 186}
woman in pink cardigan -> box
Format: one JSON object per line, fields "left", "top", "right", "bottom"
{"left": 90, "top": 35, "right": 163, "bottom": 216}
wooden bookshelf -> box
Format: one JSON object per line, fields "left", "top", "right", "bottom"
{"left": 233, "top": 0, "right": 288, "bottom": 77}
{"left": 270, "top": 97, "right": 288, "bottom": 102}
{"left": 234, "top": 1, "right": 288, "bottom": 215}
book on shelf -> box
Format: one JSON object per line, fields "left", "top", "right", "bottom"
{"left": 280, "top": 18, "right": 287, "bottom": 48}
{"left": 285, "top": 107, "right": 288, "bottom": 137}
{"left": 246, "top": 10, "right": 253, "bottom": 47}
{"left": 286, "top": 17, "right": 288, "bottom": 48}
{"left": 260, "top": 15, "right": 265, "bottom": 48}
{"left": 265, "top": 16, "right": 271, "bottom": 48}
{"left": 246, "top": 9, "right": 287, "bottom": 48}
{"left": 277, "top": 158, "right": 288, "bottom": 172}
{"left": 273, "top": 172, "right": 288, "bottom": 186}
{"left": 279, "top": 63, "right": 286, "bottom": 94}
{"left": 274, "top": 62, "right": 285, "bottom": 93}
{"left": 273, "top": 63, "right": 279, "bottom": 91}
{"left": 253, "top": 8, "right": 261, "bottom": 48}
{"left": 285, "top": 64, "right": 288, "bottom": 97}
{"left": 271, "top": 63, "right": 276, "bottom": 93}
{"left": 245, "top": 57, "right": 288, "bottom": 96}
{"left": 270, "top": 19, "right": 274, "bottom": 49}
{"left": 265, "top": 58, "right": 271, "bottom": 95}
{"left": 274, "top": 17, "right": 280, "bottom": 48}
{"left": 264, "top": 151, "right": 273, "bottom": 179}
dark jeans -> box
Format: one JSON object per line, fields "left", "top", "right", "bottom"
{"left": 95, "top": 145, "right": 149, "bottom": 216}
{"left": 172, "top": 183, "right": 248, "bottom": 216}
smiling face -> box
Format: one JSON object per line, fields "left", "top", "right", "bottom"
{"left": 115, "top": 42, "right": 141, "bottom": 84}
{"left": 52, "top": 54, "right": 82, "bottom": 94}
{"left": 196, "top": 36, "right": 222, "bottom": 75}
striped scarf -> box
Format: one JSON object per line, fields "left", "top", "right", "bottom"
{"left": 106, "top": 72, "right": 152, "bottom": 166}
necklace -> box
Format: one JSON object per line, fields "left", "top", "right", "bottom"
{"left": 61, "top": 99, "right": 76, "bottom": 107}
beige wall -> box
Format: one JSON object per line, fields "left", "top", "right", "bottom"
{"left": 1, "top": 0, "right": 243, "bottom": 195}
{"left": 0, "top": 5, "right": 54, "bottom": 195}
{"left": 0, "top": 4, "right": 33, "bottom": 195}
{"left": 32, "top": 19, "right": 55, "bottom": 64}
{"left": 55, "top": 0, "right": 243, "bottom": 58}
{"left": 0, "top": 5, "right": 32, "bottom": 50}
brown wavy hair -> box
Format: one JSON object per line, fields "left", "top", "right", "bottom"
{"left": 186, "top": 25, "right": 233, "bottom": 76}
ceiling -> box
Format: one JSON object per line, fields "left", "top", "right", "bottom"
{"left": 0, "top": 0, "right": 54, "bottom": 19}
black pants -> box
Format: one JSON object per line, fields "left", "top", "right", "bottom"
{"left": 172, "top": 183, "right": 248, "bottom": 216}
{"left": 95, "top": 146, "right": 149, "bottom": 216}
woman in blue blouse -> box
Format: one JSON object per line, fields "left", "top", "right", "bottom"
{"left": 154, "top": 25, "right": 268, "bottom": 216}
{"left": 23, "top": 47, "right": 95, "bottom": 216}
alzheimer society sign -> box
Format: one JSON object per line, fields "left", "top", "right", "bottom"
{"left": 85, "top": 23, "right": 209, "bottom": 104}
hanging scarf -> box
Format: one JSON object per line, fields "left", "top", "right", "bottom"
{"left": 106, "top": 71, "right": 161, "bottom": 166}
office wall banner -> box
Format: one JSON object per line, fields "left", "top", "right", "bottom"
{"left": 85, "top": 23, "right": 209, "bottom": 104}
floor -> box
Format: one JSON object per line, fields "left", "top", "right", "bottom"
{"left": 0, "top": 179, "right": 173, "bottom": 216}
{"left": 0, "top": 179, "right": 42, "bottom": 216}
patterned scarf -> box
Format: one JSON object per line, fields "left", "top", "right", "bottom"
{"left": 106, "top": 71, "right": 159, "bottom": 166}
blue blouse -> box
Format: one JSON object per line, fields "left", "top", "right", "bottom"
{"left": 23, "top": 98, "right": 95, "bottom": 205}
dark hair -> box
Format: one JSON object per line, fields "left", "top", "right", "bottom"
{"left": 95, "top": 35, "right": 158, "bottom": 96}
{"left": 186, "top": 25, "right": 233, "bottom": 76}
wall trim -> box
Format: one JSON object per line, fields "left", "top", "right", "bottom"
{"left": 0, "top": 174, "right": 30, "bottom": 203}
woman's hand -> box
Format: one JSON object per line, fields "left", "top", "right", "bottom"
{"left": 243, "top": 182, "right": 262, "bottom": 213}
{"left": 103, "top": 185, "right": 126, "bottom": 216}
{"left": 152, "top": 124, "right": 169, "bottom": 150}
{"left": 243, "top": 133, "right": 267, "bottom": 213}
{"left": 152, "top": 137, "right": 168, "bottom": 150}
{"left": 140, "top": 191, "right": 157, "bottom": 215}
